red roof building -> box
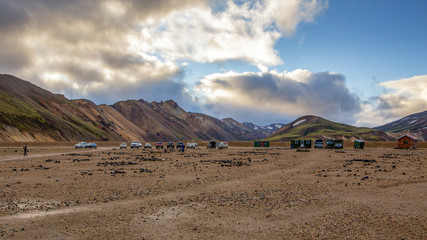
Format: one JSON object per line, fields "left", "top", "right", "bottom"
{"left": 396, "top": 134, "right": 418, "bottom": 149}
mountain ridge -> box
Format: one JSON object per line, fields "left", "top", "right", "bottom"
{"left": 0, "top": 74, "right": 269, "bottom": 142}
{"left": 266, "top": 115, "right": 394, "bottom": 141}
{"left": 374, "top": 110, "right": 427, "bottom": 140}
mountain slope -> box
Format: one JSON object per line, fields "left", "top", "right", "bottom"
{"left": 374, "top": 110, "right": 427, "bottom": 140}
{"left": 266, "top": 115, "right": 393, "bottom": 141}
{"left": 112, "top": 100, "right": 262, "bottom": 141}
{"left": 0, "top": 74, "right": 110, "bottom": 141}
{"left": 0, "top": 74, "right": 266, "bottom": 142}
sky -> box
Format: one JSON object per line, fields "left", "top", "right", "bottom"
{"left": 0, "top": 0, "right": 426, "bottom": 126}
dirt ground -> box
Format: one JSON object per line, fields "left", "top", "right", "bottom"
{"left": 0, "top": 146, "right": 425, "bottom": 239}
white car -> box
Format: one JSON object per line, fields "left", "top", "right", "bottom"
{"left": 130, "top": 140, "right": 141, "bottom": 149}
{"left": 120, "top": 143, "right": 127, "bottom": 149}
{"left": 75, "top": 142, "right": 88, "bottom": 148}
{"left": 144, "top": 143, "right": 152, "bottom": 149}
{"left": 186, "top": 142, "right": 197, "bottom": 149}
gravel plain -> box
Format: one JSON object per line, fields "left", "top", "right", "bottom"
{"left": 0, "top": 146, "right": 425, "bottom": 239}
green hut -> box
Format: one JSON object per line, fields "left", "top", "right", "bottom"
{"left": 291, "top": 140, "right": 312, "bottom": 149}
{"left": 254, "top": 141, "right": 270, "bottom": 147}
{"left": 354, "top": 140, "right": 365, "bottom": 149}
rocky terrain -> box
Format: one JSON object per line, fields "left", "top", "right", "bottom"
{"left": 0, "top": 145, "right": 425, "bottom": 239}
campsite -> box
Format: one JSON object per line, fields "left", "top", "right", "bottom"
{"left": 0, "top": 142, "right": 425, "bottom": 239}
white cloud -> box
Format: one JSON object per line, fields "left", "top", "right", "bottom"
{"left": 132, "top": 0, "right": 326, "bottom": 70}
{"left": 355, "top": 75, "right": 427, "bottom": 127}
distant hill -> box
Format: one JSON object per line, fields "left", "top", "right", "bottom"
{"left": 242, "top": 122, "right": 284, "bottom": 135}
{"left": 0, "top": 74, "right": 267, "bottom": 142}
{"left": 265, "top": 115, "right": 393, "bottom": 141}
{"left": 374, "top": 110, "right": 427, "bottom": 140}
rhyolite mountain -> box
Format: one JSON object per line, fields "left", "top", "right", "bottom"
{"left": 0, "top": 74, "right": 407, "bottom": 142}
{"left": 265, "top": 115, "right": 394, "bottom": 141}
{"left": 374, "top": 110, "right": 427, "bottom": 140}
{"left": 0, "top": 74, "right": 268, "bottom": 142}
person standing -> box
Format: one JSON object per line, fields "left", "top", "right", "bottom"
{"left": 23, "top": 143, "right": 28, "bottom": 156}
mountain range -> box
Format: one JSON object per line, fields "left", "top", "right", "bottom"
{"left": 0, "top": 74, "right": 267, "bottom": 142}
{"left": 374, "top": 111, "right": 427, "bottom": 140}
{"left": 0, "top": 74, "right": 425, "bottom": 142}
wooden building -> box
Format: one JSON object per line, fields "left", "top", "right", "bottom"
{"left": 396, "top": 134, "right": 418, "bottom": 149}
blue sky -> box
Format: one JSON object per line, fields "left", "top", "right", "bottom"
{"left": 278, "top": 0, "right": 427, "bottom": 99}
{"left": 1, "top": 0, "right": 426, "bottom": 126}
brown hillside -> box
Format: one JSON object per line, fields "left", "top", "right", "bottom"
{"left": 0, "top": 74, "right": 265, "bottom": 142}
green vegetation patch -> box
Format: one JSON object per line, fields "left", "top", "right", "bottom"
{"left": 69, "top": 116, "right": 106, "bottom": 138}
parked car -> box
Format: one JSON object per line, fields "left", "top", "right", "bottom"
{"left": 131, "top": 140, "right": 141, "bottom": 149}
{"left": 87, "top": 143, "right": 97, "bottom": 149}
{"left": 167, "top": 142, "right": 175, "bottom": 149}
{"left": 314, "top": 139, "right": 324, "bottom": 148}
{"left": 156, "top": 142, "right": 163, "bottom": 149}
{"left": 186, "top": 142, "right": 197, "bottom": 149}
{"left": 218, "top": 142, "right": 228, "bottom": 149}
{"left": 74, "top": 142, "right": 88, "bottom": 148}
{"left": 325, "top": 139, "right": 335, "bottom": 149}
{"left": 333, "top": 140, "right": 344, "bottom": 149}
{"left": 144, "top": 143, "right": 152, "bottom": 149}
{"left": 120, "top": 143, "right": 127, "bottom": 149}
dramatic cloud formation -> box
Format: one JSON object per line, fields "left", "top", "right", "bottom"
{"left": 0, "top": 0, "right": 327, "bottom": 105}
{"left": 195, "top": 69, "right": 361, "bottom": 123}
{"left": 355, "top": 75, "right": 427, "bottom": 127}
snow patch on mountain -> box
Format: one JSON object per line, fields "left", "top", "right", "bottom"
{"left": 292, "top": 119, "right": 306, "bottom": 127}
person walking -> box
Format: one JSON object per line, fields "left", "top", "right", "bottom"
{"left": 23, "top": 143, "right": 28, "bottom": 156}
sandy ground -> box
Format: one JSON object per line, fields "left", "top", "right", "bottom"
{"left": 0, "top": 146, "right": 425, "bottom": 239}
